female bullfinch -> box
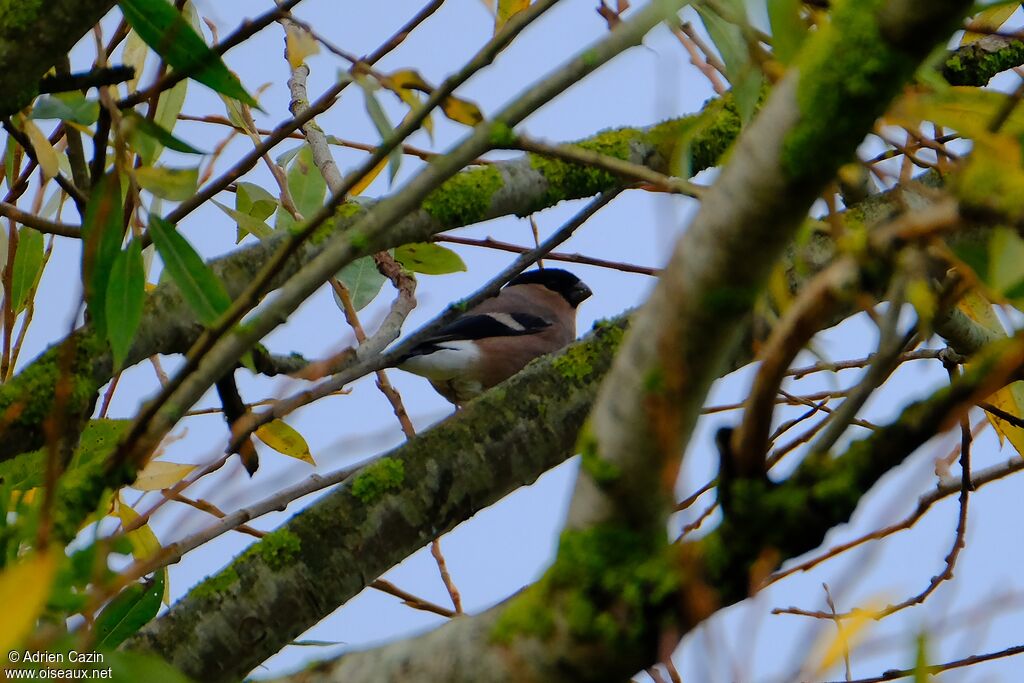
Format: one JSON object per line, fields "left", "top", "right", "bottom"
{"left": 398, "top": 268, "right": 592, "bottom": 405}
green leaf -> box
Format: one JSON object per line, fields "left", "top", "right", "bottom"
{"left": 234, "top": 182, "right": 277, "bottom": 242}
{"left": 986, "top": 227, "right": 1024, "bottom": 305}
{"left": 118, "top": 0, "right": 257, "bottom": 106}
{"left": 151, "top": 78, "right": 188, "bottom": 164}
{"left": 767, "top": 0, "right": 807, "bottom": 64}
{"left": 49, "top": 543, "right": 114, "bottom": 613}
{"left": 394, "top": 243, "right": 466, "bottom": 275}
{"left": 123, "top": 112, "right": 203, "bottom": 165}
{"left": 106, "top": 240, "right": 146, "bottom": 370}
{"left": 274, "top": 144, "right": 302, "bottom": 168}
{"left": 336, "top": 256, "right": 387, "bottom": 310}
{"left": 148, "top": 216, "right": 231, "bottom": 326}
{"left": 236, "top": 182, "right": 277, "bottom": 220}
{"left": 275, "top": 145, "right": 326, "bottom": 232}
{"left": 93, "top": 572, "right": 164, "bottom": 649}
{"left": 951, "top": 238, "right": 988, "bottom": 283}
{"left": 0, "top": 419, "right": 130, "bottom": 492}
{"left": 135, "top": 165, "right": 198, "bottom": 201}
{"left": 695, "top": 4, "right": 763, "bottom": 123}
{"left": 10, "top": 227, "right": 44, "bottom": 314}
{"left": 213, "top": 199, "right": 273, "bottom": 242}
{"left": 82, "top": 173, "right": 126, "bottom": 338}
{"left": 31, "top": 93, "right": 99, "bottom": 125}
{"left": 358, "top": 80, "right": 403, "bottom": 182}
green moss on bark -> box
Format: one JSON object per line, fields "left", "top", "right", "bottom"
{"left": 421, "top": 166, "right": 503, "bottom": 228}
{"left": 577, "top": 425, "right": 621, "bottom": 485}
{"left": 492, "top": 525, "right": 677, "bottom": 649}
{"left": 188, "top": 566, "right": 240, "bottom": 602}
{"left": 0, "top": 0, "right": 42, "bottom": 31}
{"left": 782, "top": 0, "right": 916, "bottom": 183}
{"left": 350, "top": 458, "right": 405, "bottom": 504}
{"left": 526, "top": 129, "right": 638, "bottom": 211}
{"left": 242, "top": 528, "right": 301, "bottom": 570}
{"left": 550, "top": 318, "right": 625, "bottom": 384}
{"left": 0, "top": 332, "right": 104, "bottom": 427}
{"left": 943, "top": 39, "right": 1024, "bottom": 86}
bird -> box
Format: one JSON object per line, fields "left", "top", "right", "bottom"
{"left": 397, "top": 268, "right": 592, "bottom": 405}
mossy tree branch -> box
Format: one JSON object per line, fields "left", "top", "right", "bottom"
{"left": 269, "top": 337, "right": 1021, "bottom": 683}
{"left": 0, "top": 1, "right": 117, "bottom": 116}
{"left": 122, "top": 319, "right": 627, "bottom": 683}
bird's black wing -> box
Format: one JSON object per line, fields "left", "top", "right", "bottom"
{"left": 402, "top": 312, "right": 551, "bottom": 358}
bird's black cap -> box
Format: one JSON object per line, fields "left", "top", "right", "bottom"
{"left": 506, "top": 268, "right": 592, "bottom": 307}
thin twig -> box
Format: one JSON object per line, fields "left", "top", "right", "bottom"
{"left": 786, "top": 349, "right": 946, "bottom": 380}
{"left": 828, "top": 642, "right": 1024, "bottom": 683}
{"left": 430, "top": 539, "right": 463, "bottom": 615}
{"left": 823, "top": 583, "right": 853, "bottom": 682}
{"left": 0, "top": 201, "right": 80, "bottom": 238}
{"left": 370, "top": 579, "right": 456, "bottom": 618}
{"left": 511, "top": 134, "right": 703, "bottom": 197}
{"left": 436, "top": 234, "right": 657, "bottom": 275}
{"left": 163, "top": 491, "right": 265, "bottom": 538}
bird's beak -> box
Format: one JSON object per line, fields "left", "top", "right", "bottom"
{"left": 571, "top": 281, "right": 593, "bottom": 307}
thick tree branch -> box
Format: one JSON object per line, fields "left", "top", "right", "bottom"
{"left": 122, "top": 319, "right": 627, "bottom": 683}
{"left": 274, "top": 336, "right": 1023, "bottom": 682}
{"left": 0, "top": 1, "right": 117, "bottom": 116}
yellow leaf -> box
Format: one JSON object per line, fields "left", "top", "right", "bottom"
{"left": 957, "top": 290, "right": 1024, "bottom": 453}
{"left": 441, "top": 96, "right": 484, "bottom": 127}
{"left": 378, "top": 70, "right": 435, "bottom": 140}
{"left": 984, "top": 382, "right": 1024, "bottom": 454}
{"left": 887, "top": 87, "right": 1024, "bottom": 142}
{"left": 386, "top": 69, "right": 431, "bottom": 93}
{"left": 962, "top": 6, "right": 1017, "bottom": 45}
{"left": 350, "top": 156, "right": 388, "bottom": 196}
{"left": 12, "top": 488, "right": 38, "bottom": 506}
{"left": 496, "top": 0, "right": 531, "bottom": 33}
{"left": 989, "top": 228, "right": 1024, "bottom": 296}
{"left": 132, "top": 461, "right": 196, "bottom": 491}
{"left": 255, "top": 419, "right": 315, "bottom": 464}
{"left": 958, "top": 285, "right": 1007, "bottom": 337}
{"left": 906, "top": 278, "right": 937, "bottom": 330}
{"left": 286, "top": 24, "right": 320, "bottom": 69}
{"left": 0, "top": 550, "right": 58, "bottom": 655}
{"left": 955, "top": 134, "right": 1024, "bottom": 222}
{"left": 23, "top": 120, "right": 60, "bottom": 180}
{"left": 768, "top": 262, "right": 793, "bottom": 314}
{"left": 123, "top": 30, "right": 149, "bottom": 92}
{"left": 115, "top": 499, "right": 169, "bottom": 603}
{"left": 115, "top": 499, "right": 161, "bottom": 561}
{"left": 813, "top": 606, "right": 875, "bottom": 676}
